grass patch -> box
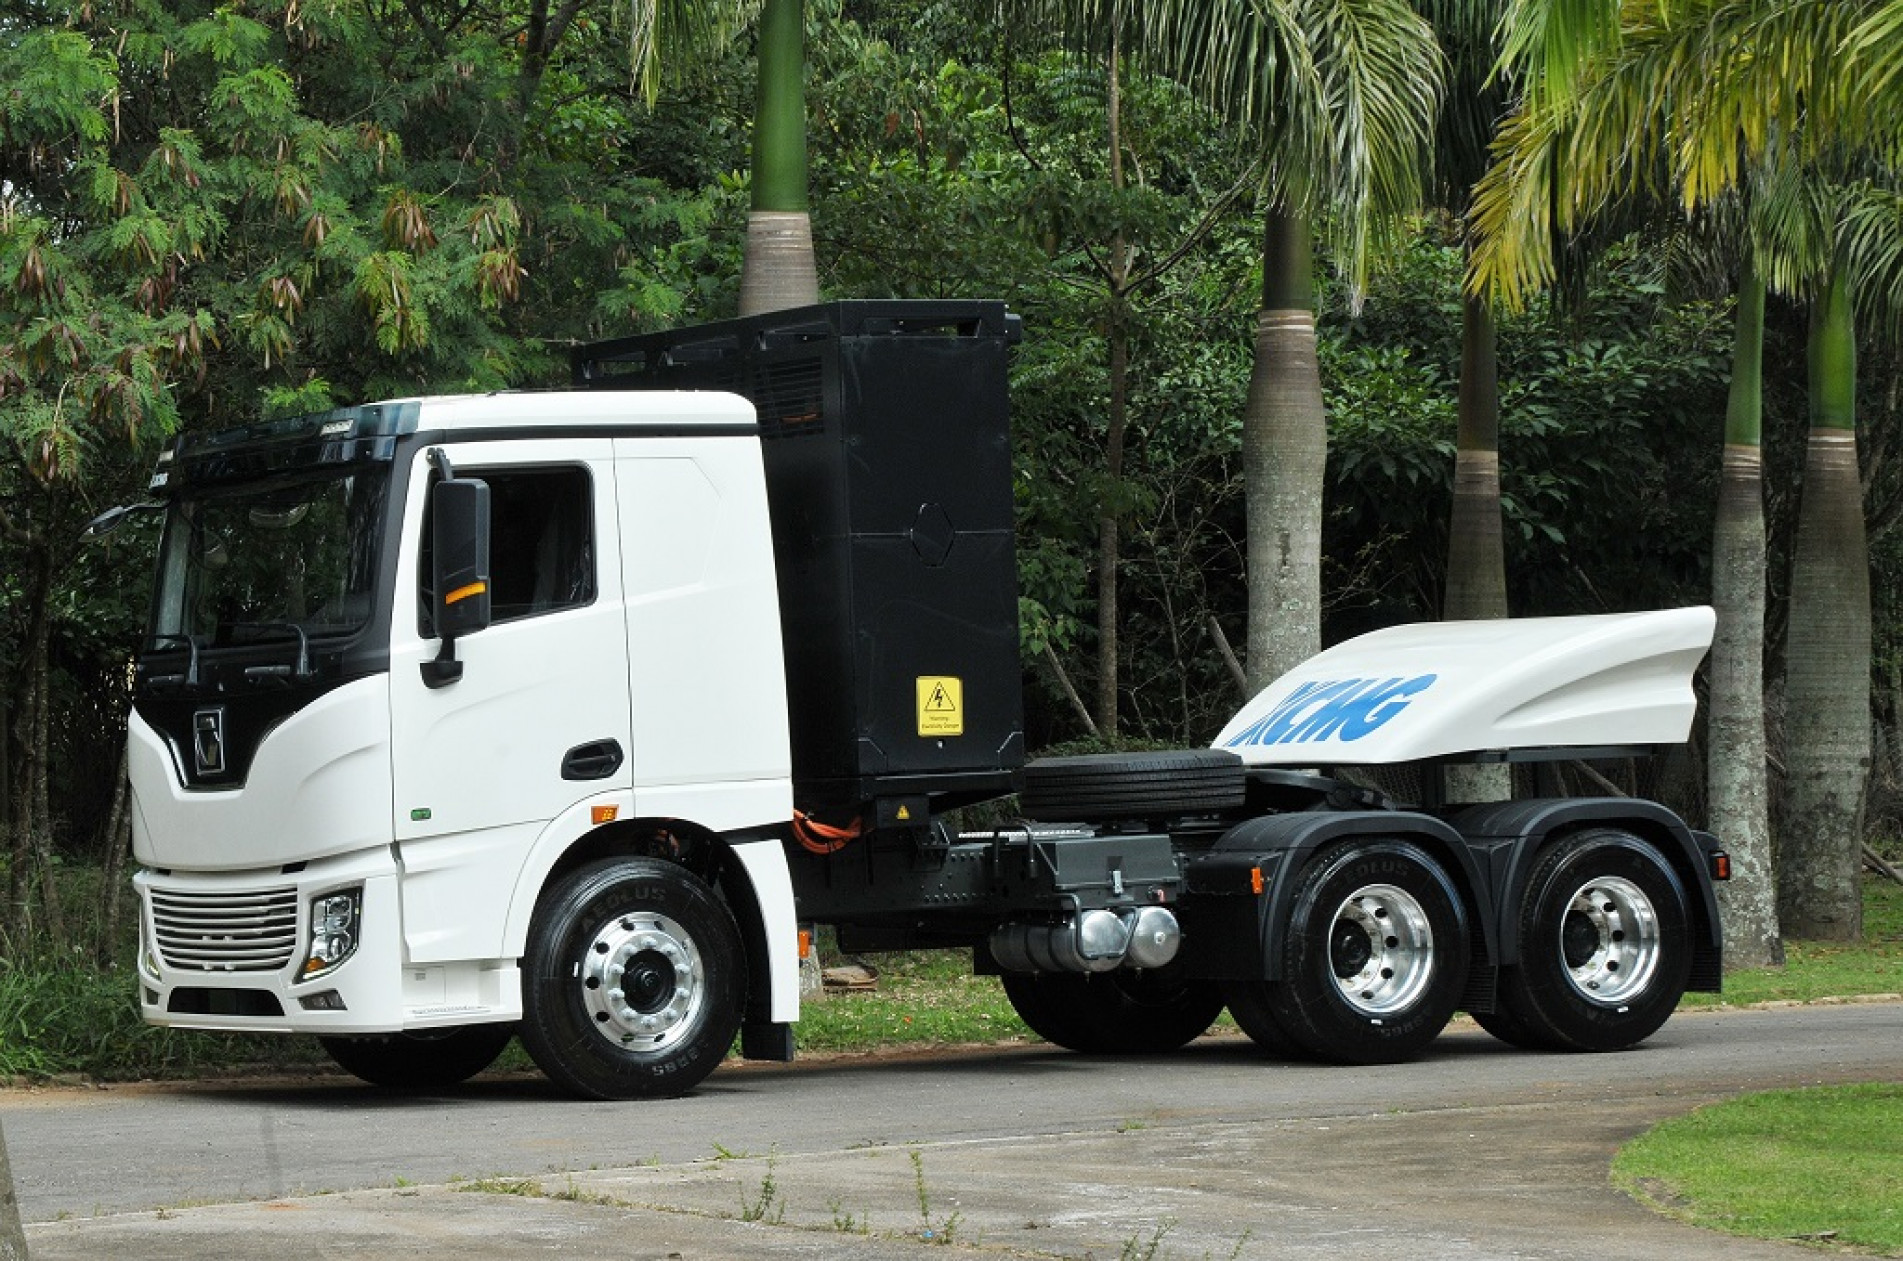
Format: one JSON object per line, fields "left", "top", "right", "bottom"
{"left": 1685, "top": 877, "right": 1903, "bottom": 1008}
{"left": 0, "top": 952, "right": 328, "bottom": 1081}
{"left": 790, "top": 943, "right": 1028, "bottom": 1052}
{"left": 1613, "top": 1083, "right": 1903, "bottom": 1253}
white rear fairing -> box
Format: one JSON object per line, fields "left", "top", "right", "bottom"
{"left": 1214, "top": 607, "right": 1715, "bottom": 765}
{"left": 129, "top": 675, "right": 395, "bottom": 871}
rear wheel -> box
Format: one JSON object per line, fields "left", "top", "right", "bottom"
{"left": 520, "top": 858, "right": 745, "bottom": 1100}
{"left": 1261, "top": 840, "right": 1470, "bottom": 1065}
{"left": 1223, "top": 985, "right": 1307, "bottom": 1058}
{"left": 1468, "top": 1002, "right": 1559, "bottom": 1051}
{"left": 320, "top": 1023, "right": 516, "bottom": 1089}
{"left": 1003, "top": 968, "right": 1224, "bottom": 1054}
{"left": 1490, "top": 830, "right": 1690, "bottom": 1052}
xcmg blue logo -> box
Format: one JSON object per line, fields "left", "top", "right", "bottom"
{"left": 1224, "top": 674, "right": 1436, "bottom": 747}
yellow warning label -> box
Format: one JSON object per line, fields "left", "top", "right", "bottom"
{"left": 916, "top": 676, "right": 964, "bottom": 737}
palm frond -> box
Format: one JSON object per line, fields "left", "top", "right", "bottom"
{"left": 1495, "top": 0, "right": 1622, "bottom": 108}
{"left": 1838, "top": 179, "right": 1903, "bottom": 337}
{"left": 630, "top": 0, "right": 763, "bottom": 103}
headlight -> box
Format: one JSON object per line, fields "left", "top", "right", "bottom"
{"left": 300, "top": 888, "right": 363, "bottom": 981}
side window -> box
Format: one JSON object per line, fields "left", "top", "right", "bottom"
{"left": 421, "top": 465, "right": 596, "bottom": 634}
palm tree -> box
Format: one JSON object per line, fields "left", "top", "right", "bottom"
{"left": 737, "top": 0, "right": 819, "bottom": 314}
{"left": 625, "top": 0, "right": 814, "bottom": 315}
{"left": 1018, "top": 0, "right": 1443, "bottom": 692}
{"left": 1471, "top": 0, "right": 1900, "bottom": 949}
{"left": 1421, "top": 0, "right": 1512, "bottom": 803}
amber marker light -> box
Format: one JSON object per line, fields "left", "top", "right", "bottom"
{"left": 1250, "top": 866, "right": 1265, "bottom": 895}
{"left": 591, "top": 805, "right": 619, "bottom": 825}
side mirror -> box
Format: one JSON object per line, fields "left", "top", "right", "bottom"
{"left": 423, "top": 476, "right": 490, "bottom": 688}
{"left": 80, "top": 501, "right": 162, "bottom": 541}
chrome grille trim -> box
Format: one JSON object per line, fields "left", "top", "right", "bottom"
{"left": 150, "top": 886, "right": 299, "bottom": 972}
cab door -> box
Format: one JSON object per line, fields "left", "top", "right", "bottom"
{"left": 387, "top": 440, "right": 632, "bottom": 961}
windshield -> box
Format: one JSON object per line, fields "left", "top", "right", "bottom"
{"left": 149, "top": 468, "right": 390, "bottom": 649}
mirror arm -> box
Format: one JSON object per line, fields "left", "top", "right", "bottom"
{"left": 421, "top": 638, "right": 464, "bottom": 689}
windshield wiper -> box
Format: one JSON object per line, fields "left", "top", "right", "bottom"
{"left": 228, "top": 621, "right": 313, "bottom": 682}
{"left": 142, "top": 634, "right": 201, "bottom": 689}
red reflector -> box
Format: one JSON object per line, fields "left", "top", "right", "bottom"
{"left": 1712, "top": 852, "right": 1732, "bottom": 881}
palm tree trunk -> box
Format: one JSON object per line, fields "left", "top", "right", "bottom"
{"left": 1709, "top": 270, "right": 1781, "bottom": 967}
{"left": 737, "top": 0, "right": 818, "bottom": 316}
{"left": 1445, "top": 294, "right": 1506, "bottom": 620}
{"left": 1244, "top": 209, "right": 1325, "bottom": 693}
{"left": 1443, "top": 290, "right": 1510, "bottom": 803}
{"left": 1780, "top": 268, "right": 1868, "bottom": 942}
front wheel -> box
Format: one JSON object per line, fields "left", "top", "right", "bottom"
{"left": 320, "top": 1023, "right": 516, "bottom": 1090}
{"left": 1487, "top": 830, "right": 1691, "bottom": 1052}
{"left": 1002, "top": 968, "right": 1224, "bottom": 1054}
{"left": 1258, "top": 839, "right": 1470, "bottom": 1065}
{"left": 520, "top": 857, "right": 745, "bottom": 1100}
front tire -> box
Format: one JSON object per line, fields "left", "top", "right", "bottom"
{"left": 320, "top": 1023, "right": 516, "bottom": 1089}
{"left": 1002, "top": 968, "right": 1224, "bottom": 1054}
{"left": 520, "top": 858, "right": 745, "bottom": 1100}
{"left": 1488, "top": 830, "right": 1690, "bottom": 1052}
{"left": 1261, "top": 840, "right": 1470, "bottom": 1065}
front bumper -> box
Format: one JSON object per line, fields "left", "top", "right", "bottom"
{"left": 134, "top": 848, "right": 520, "bottom": 1035}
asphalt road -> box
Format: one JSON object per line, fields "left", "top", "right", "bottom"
{"left": 6, "top": 1001, "right": 1903, "bottom": 1259}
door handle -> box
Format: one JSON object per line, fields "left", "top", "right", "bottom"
{"left": 561, "top": 739, "right": 625, "bottom": 781}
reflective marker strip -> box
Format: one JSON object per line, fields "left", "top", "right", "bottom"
{"left": 445, "top": 581, "right": 487, "bottom": 605}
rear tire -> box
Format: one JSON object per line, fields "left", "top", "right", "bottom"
{"left": 1223, "top": 984, "right": 1307, "bottom": 1058}
{"left": 1265, "top": 840, "right": 1470, "bottom": 1065}
{"left": 1492, "top": 830, "right": 1691, "bottom": 1052}
{"left": 520, "top": 858, "right": 745, "bottom": 1100}
{"left": 320, "top": 1023, "right": 516, "bottom": 1089}
{"left": 1469, "top": 1003, "right": 1560, "bottom": 1051}
{"left": 1003, "top": 968, "right": 1224, "bottom": 1054}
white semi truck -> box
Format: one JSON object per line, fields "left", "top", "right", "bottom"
{"left": 107, "top": 301, "right": 1728, "bottom": 1099}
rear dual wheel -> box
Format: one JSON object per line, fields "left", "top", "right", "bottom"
{"left": 1227, "top": 839, "right": 1469, "bottom": 1065}
{"left": 1479, "top": 830, "right": 1690, "bottom": 1052}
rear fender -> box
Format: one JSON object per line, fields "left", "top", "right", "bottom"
{"left": 1450, "top": 797, "right": 1723, "bottom": 991}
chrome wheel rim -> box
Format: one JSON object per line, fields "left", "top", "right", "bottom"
{"left": 1328, "top": 883, "right": 1435, "bottom": 1016}
{"left": 579, "top": 912, "right": 706, "bottom": 1050}
{"left": 1559, "top": 875, "right": 1660, "bottom": 1005}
